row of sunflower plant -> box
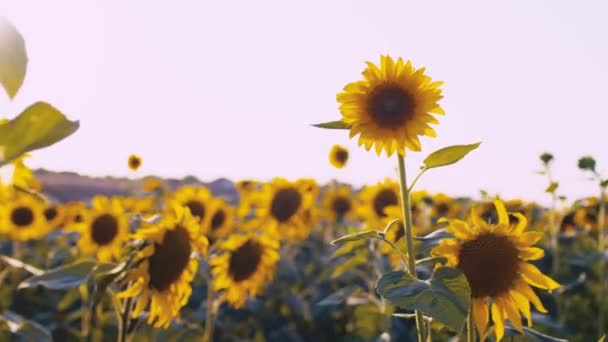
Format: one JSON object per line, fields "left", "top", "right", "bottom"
{"left": 1, "top": 17, "right": 607, "bottom": 342}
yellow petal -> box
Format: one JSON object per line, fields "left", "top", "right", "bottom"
{"left": 516, "top": 231, "right": 543, "bottom": 248}
{"left": 519, "top": 262, "right": 561, "bottom": 291}
{"left": 493, "top": 200, "right": 509, "bottom": 226}
{"left": 510, "top": 290, "right": 532, "bottom": 327}
{"left": 510, "top": 213, "right": 528, "bottom": 234}
{"left": 491, "top": 301, "right": 505, "bottom": 342}
{"left": 473, "top": 298, "right": 489, "bottom": 339}
{"left": 514, "top": 278, "right": 547, "bottom": 313}
{"left": 498, "top": 295, "right": 523, "bottom": 332}
{"left": 446, "top": 219, "right": 477, "bottom": 240}
{"left": 519, "top": 247, "right": 544, "bottom": 260}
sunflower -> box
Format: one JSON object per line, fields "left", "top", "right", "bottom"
{"left": 235, "top": 179, "right": 261, "bottom": 219}
{"left": 357, "top": 178, "right": 401, "bottom": 230}
{"left": 431, "top": 200, "right": 560, "bottom": 341}
{"left": 172, "top": 186, "right": 212, "bottom": 225}
{"left": 128, "top": 154, "right": 142, "bottom": 171}
{"left": 249, "top": 178, "right": 314, "bottom": 242}
{"left": 62, "top": 201, "right": 87, "bottom": 230}
{"left": 295, "top": 178, "right": 320, "bottom": 199}
{"left": 203, "top": 197, "right": 234, "bottom": 240}
{"left": 336, "top": 55, "right": 444, "bottom": 157}
{"left": 329, "top": 144, "right": 349, "bottom": 169}
{"left": 0, "top": 191, "right": 48, "bottom": 240}
{"left": 75, "top": 196, "right": 130, "bottom": 262}
{"left": 210, "top": 232, "right": 279, "bottom": 309}
{"left": 117, "top": 203, "right": 208, "bottom": 328}
{"left": 429, "top": 193, "right": 460, "bottom": 223}
{"left": 560, "top": 211, "right": 577, "bottom": 236}
{"left": 43, "top": 204, "right": 65, "bottom": 230}
{"left": 320, "top": 185, "right": 357, "bottom": 223}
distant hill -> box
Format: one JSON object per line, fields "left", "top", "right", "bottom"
{"left": 34, "top": 169, "right": 239, "bottom": 204}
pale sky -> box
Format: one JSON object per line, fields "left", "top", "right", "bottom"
{"left": 1, "top": 1, "right": 607, "bottom": 205}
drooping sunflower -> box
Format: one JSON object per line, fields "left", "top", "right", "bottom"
{"left": 172, "top": 186, "right": 212, "bottom": 225}
{"left": 117, "top": 203, "right": 208, "bottom": 328}
{"left": 320, "top": 185, "right": 357, "bottom": 223}
{"left": 210, "top": 232, "right": 279, "bottom": 309}
{"left": 128, "top": 154, "right": 142, "bottom": 171}
{"left": 43, "top": 204, "right": 65, "bottom": 230}
{"left": 329, "top": 144, "right": 349, "bottom": 169}
{"left": 336, "top": 55, "right": 444, "bottom": 156}
{"left": 431, "top": 200, "right": 560, "bottom": 341}
{"left": 75, "top": 196, "right": 130, "bottom": 262}
{"left": 202, "top": 197, "right": 234, "bottom": 240}
{"left": 0, "top": 191, "right": 48, "bottom": 240}
{"left": 356, "top": 178, "right": 401, "bottom": 230}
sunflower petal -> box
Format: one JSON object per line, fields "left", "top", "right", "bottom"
{"left": 473, "top": 298, "right": 489, "bottom": 339}
{"left": 510, "top": 290, "right": 532, "bottom": 327}
{"left": 514, "top": 278, "right": 547, "bottom": 313}
{"left": 519, "top": 262, "right": 561, "bottom": 291}
{"left": 519, "top": 247, "right": 544, "bottom": 260}
{"left": 493, "top": 200, "right": 509, "bottom": 226}
{"left": 491, "top": 301, "right": 505, "bottom": 342}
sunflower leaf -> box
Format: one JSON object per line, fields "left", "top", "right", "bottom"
{"left": 331, "top": 230, "right": 381, "bottom": 245}
{"left": 422, "top": 142, "right": 481, "bottom": 170}
{"left": 545, "top": 182, "right": 559, "bottom": 194}
{"left": 0, "top": 310, "right": 52, "bottom": 342}
{"left": 0, "top": 18, "right": 28, "bottom": 99}
{"left": 376, "top": 267, "right": 470, "bottom": 332}
{"left": 0, "top": 102, "right": 79, "bottom": 166}
{"left": 18, "top": 259, "right": 97, "bottom": 290}
{"left": 311, "top": 120, "right": 350, "bottom": 129}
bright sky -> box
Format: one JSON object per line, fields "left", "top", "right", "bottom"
{"left": 1, "top": 1, "right": 607, "bottom": 205}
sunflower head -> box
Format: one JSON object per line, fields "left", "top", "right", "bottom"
{"left": 43, "top": 204, "right": 65, "bottom": 230}
{"left": 210, "top": 232, "right": 279, "bottom": 309}
{"left": 431, "top": 200, "right": 560, "bottom": 341}
{"left": 321, "top": 186, "right": 356, "bottom": 223}
{"left": 329, "top": 144, "right": 349, "bottom": 169}
{"left": 75, "top": 196, "right": 130, "bottom": 262}
{"left": 128, "top": 154, "right": 142, "bottom": 171}
{"left": 172, "top": 186, "right": 212, "bottom": 224}
{"left": 203, "top": 197, "right": 235, "bottom": 241}
{"left": 337, "top": 55, "right": 444, "bottom": 156}
{"left": 0, "top": 191, "right": 48, "bottom": 241}
{"left": 117, "top": 202, "right": 208, "bottom": 328}
{"left": 357, "top": 178, "right": 401, "bottom": 229}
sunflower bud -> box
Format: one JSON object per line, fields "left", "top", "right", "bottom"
{"left": 540, "top": 152, "right": 554, "bottom": 164}
{"left": 578, "top": 156, "right": 596, "bottom": 172}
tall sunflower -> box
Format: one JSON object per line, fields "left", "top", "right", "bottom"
{"left": 117, "top": 203, "right": 208, "bottom": 328}
{"left": 336, "top": 55, "right": 444, "bottom": 156}
{"left": 172, "top": 186, "right": 212, "bottom": 225}
{"left": 320, "top": 185, "right": 357, "bottom": 223}
{"left": 431, "top": 200, "right": 560, "bottom": 341}
{"left": 329, "top": 144, "right": 349, "bottom": 169}
{"left": 0, "top": 191, "right": 48, "bottom": 240}
{"left": 357, "top": 178, "right": 401, "bottom": 230}
{"left": 249, "top": 178, "right": 314, "bottom": 242}
{"left": 75, "top": 196, "right": 130, "bottom": 262}
{"left": 210, "top": 232, "right": 279, "bottom": 309}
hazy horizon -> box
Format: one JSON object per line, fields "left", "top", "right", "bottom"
{"left": 2, "top": 1, "right": 608, "bottom": 205}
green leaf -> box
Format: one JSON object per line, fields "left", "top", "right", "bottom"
{"left": 377, "top": 267, "right": 470, "bottom": 332}
{"left": 18, "top": 260, "right": 97, "bottom": 290}
{"left": 333, "top": 240, "right": 367, "bottom": 257}
{"left": 331, "top": 230, "right": 380, "bottom": 245}
{"left": 415, "top": 228, "right": 453, "bottom": 254}
{"left": 311, "top": 120, "right": 350, "bottom": 129}
{"left": 0, "top": 310, "right": 52, "bottom": 342}
{"left": 0, "top": 18, "right": 28, "bottom": 99}
{"left": 0, "top": 255, "right": 43, "bottom": 275}
{"left": 599, "top": 334, "right": 606, "bottom": 342}
{"left": 331, "top": 252, "right": 367, "bottom": 278}
{"left": 90, "top": 262, "right": 127, "bottom": 309}
{"left": 545, "top": 182, "right": 559, "bottom": 193}
{"left": 422, "top": 142, "right": 481, "bottom": 170}
{"left": 0, "top": 102, "right": 79, "bottom": 166}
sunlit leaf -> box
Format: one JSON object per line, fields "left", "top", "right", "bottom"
{"left": 331, "top": 252, "right": 367, "bottom": 278}
{"left": 0, "top": 102, "right": 79, "bottom": 166}
{"left": 333, "top": 239, "right": 367, "bottom": 257}
{"left": 0, "top": 255, "right": 43, "bottom": 275}
{"left": 311, "top": 120, "right": 350, "bottom": 129}
{"left": 377, "top": 267, "right": 470, "bottom": 332}
{"left": 18, "top": 260, "right": 97, "bottom": 290}
{"left": 415, "top": 228, "right": 453, "bottom": 253}
{"left": 331, "top": 230, "right": 380, "bottom": 245}
{"left": 545, "top": 182, "right": 559, "bottom": 194}
{"left": 422, "top": 142, "right": 481, "bottom": 170}
{"left": 0, "top": 18, "right": 28, "bottom": 99}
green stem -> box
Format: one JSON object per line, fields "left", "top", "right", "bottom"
{"left": 467, "top": 302, "right": 475, "bottom": 342}
{"left": 203, "top": 283, "right": 216, "bottom": 342}
{"left": 397, "top": 155, "right": 426, "bottom": 342}
{"left": 117, "top": 297, "right": 133, "bottom": 342}
{"left": 549, "top": 193, "right": 559, "bottom": 274}
{"left": 79, "top": 284, "right": 90, "bottom": 338}
{"left": 598, "top": 186, "right": 606, "bottom": 337}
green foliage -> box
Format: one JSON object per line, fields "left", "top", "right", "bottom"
{"left": 331, "top": 230, "right": 381, "bottom": 245}
{"left": 545, "top": 182, "right": 559, "bottom": 194}
{"left": 0, "top": 17, "right": 28, "bottom": 99}
{"left": 376, "top": 267, "right": 470, "bottom": 332}
{"left": 0, "top": 102, "right": 79, "bottom": 166}
{"left": 311, "top": 120, "right": 350, "bottom": 129}
{"left": 18, "top": 259, "right": 97, "bottom": 290}
{"left": 422, "top": 142, "right": 481, "bottom": 171}
{"left": 577, "top": 156, "right": 596, "bottom": 172}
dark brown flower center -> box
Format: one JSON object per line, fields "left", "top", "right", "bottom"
{"left": 335, "top": 150, "right": 348, "bottom": 164}
{"left": 211, "top": 210, "right": 226, "bottom": 230}
{"left": 148, "top": 225, "right": 192, "bottom": 292}
{"left": 457, "top": 234, "right": 520, "bottom": 298}
{"left": 186, "top": 200, "right": 206, "bottom": 220}
{"left": 11, "top": 207, "right": 34, "bottom": 228}
{"left": 368, "top": 85, "right": 415, "bottom": 128}
{"left": 128, "top": 156, "right": 141, "bottom": 170}
{"left": 373, "top": 189, "right": 399, "bottom": 218}
{"left": 91, "top": 214, "right": 119, "bottom": 246}
{"left": 229, "top": 239, "right": 263, "bottom": 282}
{"left": 561, "top": 212, "right": 575, "bottom": 232}
{"left": 332, "top": 197, "right": 351, "bottom": 220}
{"left": 390, "top": 222, "right": 405, "bottom": 243}
{"left": 436, "top": 203, "right": 450, "bottom": 216}
{"left": 44, "top": 207, "right": 58, "bottom": 221}
{"left": 270, "top": 187, "right": 302, "bottom": 222}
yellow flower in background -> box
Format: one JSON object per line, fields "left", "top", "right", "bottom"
{"left": 320, "top": 185, "right": 357, "bottom": 223}
{"left": 329, "top": 144, "right": 349, "bottom": 169}
{"left": 11, "top": 155, "right": 42, "bottom": 191}
{"left": 128, "top": 154, "right": 142, "bottom": 171}
{"left": 43, "top": 204, "right": 65, "bottom": 230}
{"left": 203, "top": 197, "right": 234, "bottom": 240}
{"left": 379, "top": 205, "right": 422, "bottom": 267}
{"left": 336, "top": 55, "right": 444, "bottom": 156}
{"left": 429, "top": 193, "right": 460, "bottom": 222}
{"left": 357, "top": 178, "right": 401, "bottom": 230}
{"left": 172, "top": 186, "right": 212, "bottom": 224}
{"left": 75, "top": 196, "right": 129, "bottom": 262}
{"left": 295, "top": 178, "right": 320, "bottom": 199}
{"left": 62, "top": 201, "right": 87, "bottom": 230}
{"left": 249, "top": 178, "right": 314, "bottom": 242}
{"left": 0, "top": 191, "right": 48, "bottom": 240}
{"left": 117, "top": 203, "right": 208, "bottom": 328}
{"left": 210, "top": 232, "right": 279, "bottom": 309}
{"left": 235, "top": 179, "right": 262, "bottom": 219}
{"left": 431, "top": 200, "right": 560, "bottom": 341}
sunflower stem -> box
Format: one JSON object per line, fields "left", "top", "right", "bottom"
{"left": 467, "top": 302, "right": 475, "bottom": 342}
{"left": 203, "top": 282, "right": 216, "bottom": 342}
{"left": 396, "top": 155, "right": 426, "bottom": 342}
{"left": 545, "top": 164, "right": 559, "bottom": 274}
{"left": 117, "top": 296, "right": 133, "bottom": 342}
{"left": 597, "top": 184, "right": 606, "bottom": 337}
{"left": 79, "top": 283, "right": 90, "bottom": 338}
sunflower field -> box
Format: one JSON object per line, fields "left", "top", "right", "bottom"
{"left": 1, "top": 17, "right": 607, "bottom": 342}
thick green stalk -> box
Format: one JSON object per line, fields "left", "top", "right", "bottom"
{"left": 117, "top": 296, "right": 133, "bottom": 342}
{"left": 203, "top": 283, "right": 216, "bottom": 342}
{"left": 397, "top": 155, "right": 426, "bottom": 342}
{"left": 598, "top": 186, "right": 606, "bottom": 337}
{"left": 467, "top": 303, "right": 475, "bottom": 342}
